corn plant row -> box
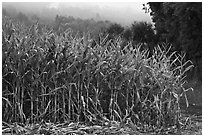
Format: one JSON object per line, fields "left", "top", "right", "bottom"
{"left": 2, "top": 18, "right": 194, "bottom": 130}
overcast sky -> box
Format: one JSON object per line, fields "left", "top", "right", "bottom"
{"left": 3, "top": 2, "right": 152, "bottom": 26}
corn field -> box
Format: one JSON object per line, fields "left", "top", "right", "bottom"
{"left": 2, "top": 16, "right": 194, "bottom": 134}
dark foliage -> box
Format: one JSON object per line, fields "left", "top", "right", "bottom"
{"left": 106, "top": 23, "right": 124, "bottom": 39}
{"left": 131, "top": 22, "right": 155, "bottom": 43}
{"left": 146, "top": 2, "right": 202, "bottom": 81}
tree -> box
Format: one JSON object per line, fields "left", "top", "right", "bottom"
{"left": 16, "top": 12, "right": 30, "bottom": 24}
{"left": 123, "top": 28, "right": 132, "bottom": 41}
{"left": 131, "top": 21, "right": 155, "bottom": 43}
{"left": 131, "top": 21, "right": 157, "bottom": 52}
{"left": 147, "top": 2, "right": 202, "bottom": 80}
{"left": 2, "top": 8, "right": 7, "bottom": 16}
{"left": 106, "top": 23, "right": 124, "bottom": 39}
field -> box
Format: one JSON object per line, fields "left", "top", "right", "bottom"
{"left": 2, "top": 15, "right": 202, "bottom": 135}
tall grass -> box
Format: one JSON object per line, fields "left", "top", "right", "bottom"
{"left": 2, "top": 17, "right": 194, "bottom": 130}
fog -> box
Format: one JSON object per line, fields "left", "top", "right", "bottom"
{"left": 3, "top": 2, "right": 151, "bottom": 26}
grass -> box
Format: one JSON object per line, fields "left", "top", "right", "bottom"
{"left": 2, "top": 16, "right": 200, "bottom": 135}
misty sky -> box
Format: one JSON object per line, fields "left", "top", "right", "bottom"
{"left": 3, "top": 2, "right": 152, "bottom": 26}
